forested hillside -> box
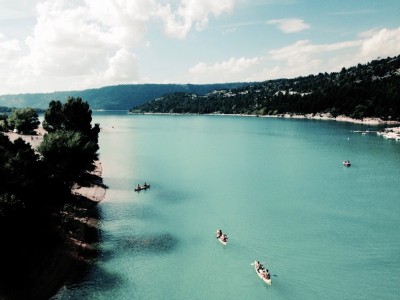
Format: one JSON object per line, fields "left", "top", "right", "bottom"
{"left": 0, "top": 83, "right": 249, "bottom": 110}
{"left": 131, "top": 55, "right": 400, "bottom": 120}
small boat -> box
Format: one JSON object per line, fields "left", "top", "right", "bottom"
{"left": 343, "top": 160, "right": 351, "bottom": 167}
{"left": 218, "top": 234, "right": 228, "bottom": 245}
{"left": 135, "top": 183, "right": 150, "bottom": 192}
{"left": 216, "top": 229, "right": 228, "bottom": 245}
{"left": 254, "top": 261, "right": 272, "bottom": 285}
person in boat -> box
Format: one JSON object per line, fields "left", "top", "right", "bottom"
{"left": 216, "top": 229, "right": 222, "bottom": 239}
{"left": 221, "top": 234, "right": 228, "bottom": 242}
{"left": 263, "top": 269, "right": 270, "bottom": 280}
{"left": 136, "top": 184, "right": 141, "bottom": 189}
{"left": 262, "top": 269, "right": 267, "bottom": 278}
{"left": 255, "top": 261, "right": 263, "bottom": 272}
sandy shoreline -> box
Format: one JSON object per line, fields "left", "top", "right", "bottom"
{"left": 265, "top": 113, "right": 400, "bottom": 125}
{"left": 376, "top": 127, "right": 400, "bottom": 140}
{"left": 267, "top": 113, "right": 400, "bottom": 140}
{"left": 269, "top": 114, "right": 400, "bottom": 140}
{"left": 72, "top": 161, "right": 106, "bottom": 202}
{"left": 4, "top": 126, "right": 46, "bottom": 148}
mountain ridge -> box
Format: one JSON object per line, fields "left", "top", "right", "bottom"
{"left": 0, "top": 83, "right": 250, "bottom": 110}
{"left": 131, "top": 55, "right": 400, "bottom": 121}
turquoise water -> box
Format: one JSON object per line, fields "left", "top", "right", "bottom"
{"left": 56, "top": 112, "right": 400, "bottom": 299}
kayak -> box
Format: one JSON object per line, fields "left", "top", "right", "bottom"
{"left": 134, "top": 183, "right": 150, "bottom": 192}
{"left": 254, "top": 261, "right": 272, "bottom": 285}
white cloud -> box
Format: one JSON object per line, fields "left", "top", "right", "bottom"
{"left": 0, "top": 34, "right": 23, "bottom": 94}
{"left": 1, "top": 1, "right": 399, "bottom": 95}
{"left": 261, "top": 39, "right": 360, "bottom": 78}
{"left": 189, "top": 56, "right": 259, "bottom": 82}
{"left": 268, "top": 39, "right": 361, "bottom": 63}
{"left": 103, "top": 48, "right": 139, "bottom": 82}
{"left": 190, "top": 26, "right": 400, "bottom": 84}
{"left": 267, "top": 18, "right": 310, "bottom": 33}
{"left": 0, "top": 0, "right": 36, "bottom": 20}
{"left": 0, "top": 0, "right": 235, "bottom": 94}
{"left": 260, "top": 27, "right": 400, "bottom": 80}
{"left": 160, "top": 0, "right": 234, "bottom": 39}
{"left": 359, "top": 27, "right": 400, "bottom": 60}
{"left": 67, "top": 48, "right": 139, "bottom": 90}
{"left": 0, "top": 34, "right": 21, "bottom": 63}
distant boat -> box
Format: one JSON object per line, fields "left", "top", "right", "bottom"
{"left": 343, "top": 160, "right": 351, "bottom": 167}
{"left": 135, "top": 183, "right": 150, "bottom": 192}
{"left": 216, "top": 229, "right": 228, "bottom": 245}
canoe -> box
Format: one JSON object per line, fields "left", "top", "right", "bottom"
{"left": 254, "top": 261, "right": 272, "bottom": 285}
{"left": 217, "top": 234, "right": 228, "bottom": 245}
{"left": 135, "top": 184, "right": 150, "bottom": 192}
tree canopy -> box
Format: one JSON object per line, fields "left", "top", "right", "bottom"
{"left": 0, "top": 96, "right": 100, "bottom": 234}
{"left": 42, "top": 100, "right": 64, "bottom": 132}
{"left": 8, "top": 108, "right": 40, "bottom": 133}
{"left": 39, "top": 97, "right": 100, "bottom": 187}
{"left": 38, "top": 130, "right": 98, "bottom": 186}
{"left": 43, "top": 97, "right": 96, "bottom": 133}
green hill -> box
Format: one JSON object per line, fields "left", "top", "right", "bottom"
{"left": 0, "top": 83, "right": 250, "bottom": 110}
{"left": 131, "top": 55, "right": 400, "bottom": 121}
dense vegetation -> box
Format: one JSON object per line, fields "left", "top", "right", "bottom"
{"left": 0, "top": 97, "right": 101, "bottom": 299}
{"left": 0, "top": 83, "right": 250, "bottom": 111}
{"left": 131, "top": 55, "right": 400, "bottom": 120}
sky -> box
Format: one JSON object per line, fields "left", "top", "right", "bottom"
{"left": 0, "top": 0, "right": 399, "bottom": 95}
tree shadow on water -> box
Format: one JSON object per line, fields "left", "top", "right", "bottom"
{"left": 121, "top": 233, "right": 178, "bottom": 255}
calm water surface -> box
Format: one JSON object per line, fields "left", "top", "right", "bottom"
{"left": 55, "top": 112, "right": 400, "bottom": 299}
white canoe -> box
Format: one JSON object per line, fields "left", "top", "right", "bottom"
{"left": 254, "top": 261, "right": 272, "bottom": 285}
{"left": 217, "top": 234, "right": 228, "bottom": 245}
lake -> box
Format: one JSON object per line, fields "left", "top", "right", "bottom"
{"left": 55, "top": 111, "right": 400, "bottom": 299}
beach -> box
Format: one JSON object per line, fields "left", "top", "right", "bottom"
{"left": 4, "top": 126, "right": 45, "bottom": 148}
{"left": 271, "top": 113, "right": 400, "bottom": 125}
{"left": 377, "top": 126, "right": 400, "bottom": 140}
{"left": 274, "top": 114, "right": 400, "bottom": 140}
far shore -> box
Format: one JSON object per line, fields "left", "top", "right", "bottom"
{"left": 137, "top": 111, "right": 400, "bottom": 124}
{"left": 135, "top": 111, "right": 400, "bottom": 140}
